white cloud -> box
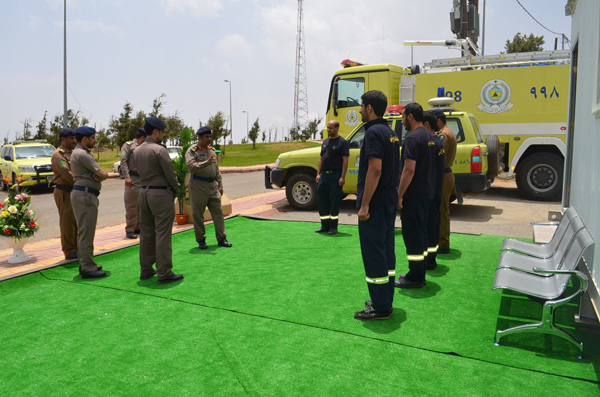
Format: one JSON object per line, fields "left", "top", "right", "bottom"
{"left": 65, "top": 19, "right": 123, "bottom": 35}
{"left": 215, "top": 34, "right": 252, "bottom": 58}
{"left": 159, "top": 0, "right": 223, "bottom": 18}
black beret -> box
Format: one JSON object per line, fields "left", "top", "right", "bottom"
{"left": 196, "top": 126, "right": 212, "bottom": 136}
{"left": 75, "top": 126, "right": 96, "bottom": 136}
{"left": 59, "top": 128, "right": 76, "bottom": 137}
{"left": 136, "top": 127, "right": 147, "bottom": 139}
{"left": 145, "top": 117, "right": 167, "bottom": 131}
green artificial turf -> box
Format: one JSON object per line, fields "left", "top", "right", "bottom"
{"left": 1, "top": 217, "right": 599, "bottom": 395}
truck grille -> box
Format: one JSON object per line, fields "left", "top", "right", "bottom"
{"left": 34, "top": 164, "right": 52, "bottom": 173}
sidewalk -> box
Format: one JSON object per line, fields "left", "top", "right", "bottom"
{"left": 0, "top": 188, "right": 287, "bottom": 281}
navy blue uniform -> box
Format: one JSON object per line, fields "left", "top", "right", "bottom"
{"left": 357, "top": 118, "right": 400, "bottom": 312}
{"left": 399, "top": 126, "right": 436, "bottom": 282}
{"left": 427, "top": 135, "right": 445, "bottom": 268}
{"left": 317, "top": 136, "right": 349, "bottom": 230}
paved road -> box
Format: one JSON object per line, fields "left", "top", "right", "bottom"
{"left": 0, "top": 170, "right": 562, "bottom": 248}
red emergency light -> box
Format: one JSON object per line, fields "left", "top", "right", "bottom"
{"left": 341, "top": 59, "right": 364, "bottom": 68}
{"left": 385, "top": 104, "right": 405, "bottom": 115}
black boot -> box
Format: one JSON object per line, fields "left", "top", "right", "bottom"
{"left": 328, "top": 219, "right": 338, "bottom": 235}
{"left": 315, "top": 218, "right": 330, "bottom": 233}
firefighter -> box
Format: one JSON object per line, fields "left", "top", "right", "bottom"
{"left": 435, "top": 110, "right": 457, "bottom": 254}
{"left": 315, "top": 120, "right": 349, "bottom": 235}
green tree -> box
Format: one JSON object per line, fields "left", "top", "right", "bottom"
{"left": 109, "top": 102, "right": 145, "bottom": 149}
{"left": 149, "top": 93, "right": 166, "bottom": 118}
{"left": 207, "top": 111, "right": 228, "bottom": 150}
{"left": 164, "top": 112, "right": 185, "bottom": 145}
{"left": 248, "top": 118, "right": 260, "bottom": 149}
{"left": 303, "top": 116, "right": 323, "bottom": 140}
{"left": 34, "top": 112, "right": 47, "bottom": 140}
{"left": 504, "top": 33, "right": 545, "bottom": 53}
{"left": 20, "top": 118, "right": 33, "bottom": 140}
{"left": 289, "top": 125, "right": 301, "bottom": 141}
{"left": 48, "top": 110, "right": 90, "bottom": 148}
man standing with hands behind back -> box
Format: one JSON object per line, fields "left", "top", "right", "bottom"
{"left": 121, "top": 127, "right": 146, "bottom": 239}
{"left": 135, "top": 117, "right": 184, "bottom": 284}
{"left": 315, "top": 120, "right": 349, "bottom": 235}
{"left": 51, "top": 127, "right": 78, "bottom": 260}
{"left": 354, "top": 90, "right": 400, "bottom": 321}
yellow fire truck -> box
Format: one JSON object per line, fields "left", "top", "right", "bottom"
{"left": 326, "top": 43, "right": 570, "bottom": 201}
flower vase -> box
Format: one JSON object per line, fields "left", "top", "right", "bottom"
{"left": 8, "top": 237, "right": 31, "bottom": 264}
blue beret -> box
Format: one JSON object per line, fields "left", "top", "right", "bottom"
{"left": 136, "top": 127, "right": 147, "bottom": 138}
{"left": 196, "top": 126, "right": 212, "bottom": 135}
{"left": 59, "top": 128, "right": 76, "bottom": 137}
{"left": 75, "top": 126, "right": 96, "bottom": 136}
{"left": 145, "top": 117, "right": 167, "bottom": 131}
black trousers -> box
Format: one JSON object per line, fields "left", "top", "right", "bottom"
{"left": 317, "top": 170, "right": 343, "bottom": 219}
{"left": 427, "top": 197, "right": 442, "bottom": 264}
{"left": 400, "top": 198, "right": 430, "bottom": 282}
{"left": 358, "top": 205, "right": 397, "bottom": 312}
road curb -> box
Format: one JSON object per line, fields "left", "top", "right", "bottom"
{"left": 220, "top": 163, "right": 275, "bottom": 174}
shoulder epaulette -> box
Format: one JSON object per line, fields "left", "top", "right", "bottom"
{"left": 125, "top": 141, "right": 132, "bottom": 146}
{"left": 191, "top": 146, "right": 197, "bottom": 152}
{"left": 58, "top": 148, "right": 65, "bottom": 153}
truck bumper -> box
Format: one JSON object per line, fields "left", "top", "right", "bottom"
{"left": 454, "top": 173, "right": 491, "bottom": 194}
{"left": 17, "top": 173, "right": 54, "bottom": 187}
{"left": 265, "top": 166, "right": 285, "bottom": 189}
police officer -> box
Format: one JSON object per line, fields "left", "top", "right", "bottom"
{"left": 121, "top": 128, "right": 146, "bottom": 239}
{"left": 70, "top": 126, "right": 120, "bottom": 278}
{"left": 135, "top": 117, "right": 184, "bottom": 284}
{"left": 315, "top": 120, "right": 349, "bottom": 235}
{"left": 395, "top": 102, "right": 436, "bottom": 289}
{"left": 354, "top": 90, "right": 400, "bottom": 321}
{"left": 186, "top": 126, "right": 232, "bottom": 249}
{"left": 51, "top": 128, "right": 78, "bottom": 260}
{"left": 435, "top": 110, "right": 457, "bottom": 254}
{"left": 423, "top": 110, "right": 445, "bottom": 270}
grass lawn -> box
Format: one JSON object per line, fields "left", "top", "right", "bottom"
{"left": 93, "top": 141, "right": 321, "bottom": 172}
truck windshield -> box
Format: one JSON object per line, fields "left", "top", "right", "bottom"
{"left": 335, "top": 77, "right": 365, "bottom": 109}
{"left": 15, "top": 145, "right": 54, "bottom": 159}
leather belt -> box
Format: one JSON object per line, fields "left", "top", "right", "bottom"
{"left": 192, "top": 175, "right": 215, "bottom": 182}
{"left": 73, "top": 185, "right": 100, "bottom": 196}
{"left": 55, "top": 184, "right": 73, "bottom": 192}
{"left": 142, "top": 186, "right": 168, "bottom": 189}
{"left": 129, "top": 171, "right": 139, "bottom": 177}
{"left": 444, "top": 167, "right": 453, "bottom": 173}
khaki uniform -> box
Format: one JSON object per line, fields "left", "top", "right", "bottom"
{"left": 121, "top": 141, "right": 141, "bottom": 233}
{"left": 70, "top": 143, "right": 104, "bottom": 272}
{"left": 134, "top": 138, "right": 180, "bottom": 281}
{"left": 185, "top": 144, "right": 226, "bottom": 243}
{"left": 51, "top": 146, "right": 77, "bottom": 257}
{"left": 438, "top": 125, "right": 457, "bottom": 249}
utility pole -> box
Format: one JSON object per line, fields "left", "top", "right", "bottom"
{"left": 293, "top": 0, "right": 308, "bottom": 134}
{"left": 63, "top": 0, "right": 68, "bottom": 128}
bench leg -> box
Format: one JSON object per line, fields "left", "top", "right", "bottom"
{"left": 494, "top": 302, "right": 584, "bottom": 358}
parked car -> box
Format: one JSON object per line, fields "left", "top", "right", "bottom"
{"left": 114, "top": 146, "right": 183, "bottom": 176}
{"left": 0, "top": 140, "right": 56, "bottom": 190}
{"left": 265, "top": 105, "right": 497, "bottom": 210}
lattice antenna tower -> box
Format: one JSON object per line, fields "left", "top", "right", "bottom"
{"left": 293, "top": 0, "right": 308, "bottom": 132}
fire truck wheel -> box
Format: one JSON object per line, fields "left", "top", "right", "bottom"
{"left": 516, "top": 153, "right": 563, "bottom": 201}
{"left": 485, "top": 135, "right": 500, "bottom": 177}
{"left": 286, "top": 173, "right": 318, "bottom": 210}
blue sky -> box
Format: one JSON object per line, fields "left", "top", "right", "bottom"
{"left": 1, "top": 0, "right": 572, "bottom": 143}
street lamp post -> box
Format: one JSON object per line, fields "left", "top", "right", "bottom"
{"left": 242, "top": 111, "right": 249, "bottom": 141}
{"left": 224, "top": 80, "right": 232, "bottom": 151}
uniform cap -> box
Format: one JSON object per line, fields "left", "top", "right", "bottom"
{"left": 59, "top": 128, "right": 76, "bottom": 137}
{"left": 75, "top": 126, "right": 96, "bottom": 136}
{"left": 196, "top": 126, "right": 212, "bottom": 136}
{"left": 136, "top": 127, "right": 147, "bottom": 139}
{"left": 145, "top": 117, "right": 167, "bottom": 131}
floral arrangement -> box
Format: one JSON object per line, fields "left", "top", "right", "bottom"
{"left": 0, "top": 178, "right": 39, "bottom": 240}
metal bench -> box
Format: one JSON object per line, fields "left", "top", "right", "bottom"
{"left": 501, "top": 207, "right": 579, "bottom": 258}
{"left": 492, "top": 226, "right": 594, "bottom": 358}
{"left": 497, "top": 217, "right": 585, "bottom": 275}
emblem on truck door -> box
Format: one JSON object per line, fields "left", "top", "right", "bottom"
{"left": 346, "top": 110, "right": 360, "bottom": 126}
{"left": 477, "top": 79, "right": 514, "bottom": 114}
